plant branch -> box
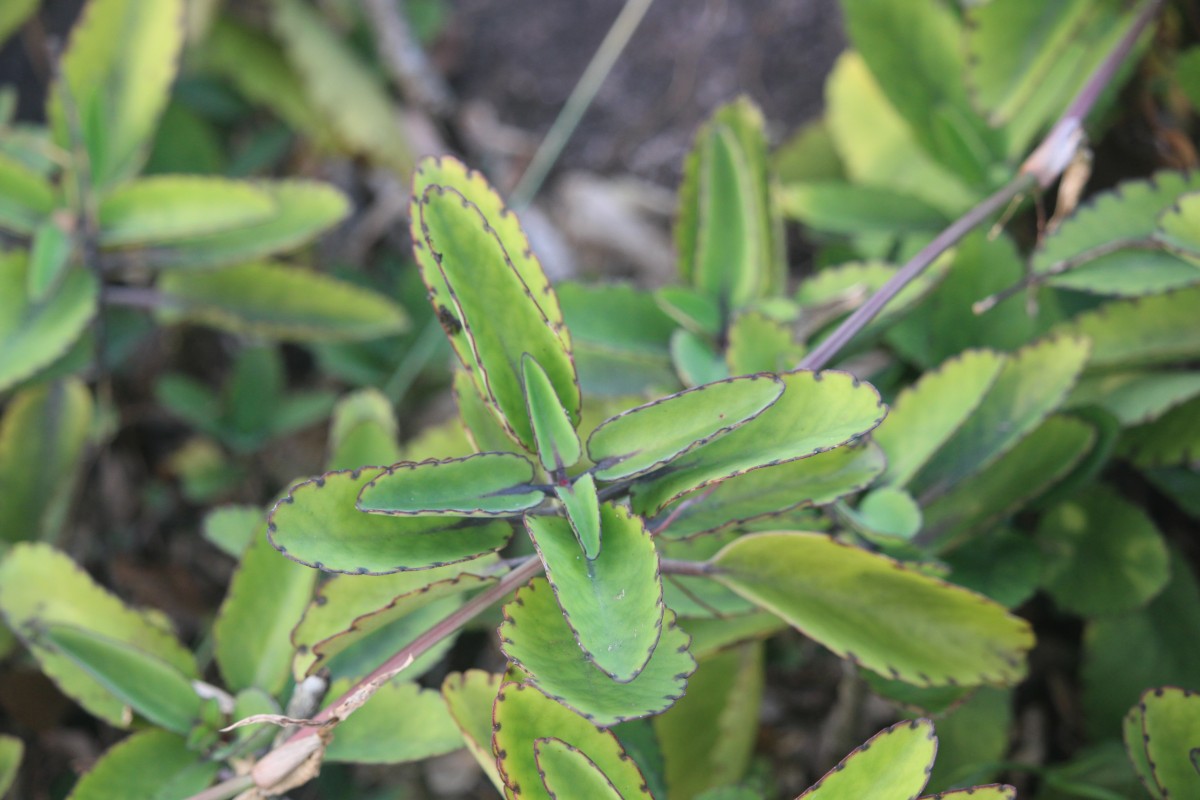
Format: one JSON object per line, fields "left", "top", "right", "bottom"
{"left": 509, "top": 0, "right": 654, "bottom": 209}
{"left": 798, "top": 0, "right": 1164, "bottom": 372}
{"left": 104, "top": 286, "right": 175, "bottom": 310}
{"left": 184, "top": 774, "right": 254, "bottom": 800}
{"left": 283, "top": 554, "right": 544, "bottom": 744}
{"left": 660, "top": 558, "right": 715, "bottom": 576}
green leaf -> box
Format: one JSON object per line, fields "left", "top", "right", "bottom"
{"left": 0, "top": 379, "right": 92, "bottom": 544}
{"left": 535, "top": 738, "right": 623, "bottom": 798}
{"left": 268, "top": 469, "right": 514, "bottom": 573}
{"left": 824, "top": 53, "right": 975, "bottom": 215}
{"left": 327, "top": 388, "right": 402, "bottom": 471}
{"left": 1032, "top": 171, "right": 1200, "bottom": 296}
{"left": 655, "top": 285, "right": 724, "bottom": 337}
{"left": 65, "top": 730, "right": 218, "bottom": 800}
{"left": 556, "top": 473, "right": 601, "bottom": 559}
{"left": 492, "top": 682, "right": 652, "bottom": 800}
{"left": 136, "top": 181, "right": 349, "bottom": 270}
{"left": 272, "top": 0, "right": 411, "bottom": 175}
{"left": 631, "top": 370, "right": 886, "bottom": 515}
{"left": 0, "top": 0, "right": 37, "bottom": 44}
{"left": 1082, "top": 551, "right": 1200, "bottom": 739}
{"left": 1159, "top": 191, "right": 1200, "bottom": 254}
{"left": 0, "top": 250, "right": 99, "bottom": 392}
{"left": 413, "top": 175, "right": 578, "bottom": 450}
{"left": 966, "top": 0, "right": 1132, "bottom": 156}
{"left": 1038, "top": 486, "right": 1170, "bottom": 617}
{"left": 1127, "top": 687, "right": 1200, "bottom": 799}
{"left": 48, "top": 0, "right": 184, "bottom": 190}
{"left": 1061, "top": 285, "right": 1200, "bottom": 369}
{"left": 323, "top": 678, "right": 462, "bottom": 764}
{"left": 875, "top": 350, "right": 1004, "bottom": 488}
{"left": 650, "top": 441, "right": 886, "bottom": 540}
{"left": 0, "top": 734, "right": 22, "bottom": 798}
{"left": 500, "top": 578, "right": 695, "bottom": 726}
{"left": 35, "top": 624, "right": 203, "bottom": 735}
{"left": 415, "top": 158, "right": 568, "bottom": 341}
{"left": 841, "top": 0, "right": 999, "bottom": 180}
{"left": 0, "top": 152, "right": 55, "bottom": 235}
{"left": 659, "top": 534, "right": 757, "bottom": 619}
{"left": 357, "top": 453, "right": 543, "bottom": 517}
{"left": 921, "top": 786, "right": 1015, "bottom": 800}
{"left": 671, "top": 328, "right": 729, "bottom": 387}
{"left": 157, "top": 262, "right": 408, "bottom": 342}
{"left": 921, "top": 414, "right": 1096, "bottom": 552}
{"left": 798, "top": 719, "right": 936, "bottom": 800}
{"left": 524, "top": 354, "right": 582, "bottom": 473}
{"left": 780, "top": 182, "right": 946, "bottom": 235}
{"left": 681, "top": 613, "right": 785, "bottom": 661}
{"left": 291, "top": 557, "right": 500, "bottom": 680}
{"left": 213, "top": 527, "right": 317, "bottom": 695}
{"left": 1118, "top": 395, "right": 1200, "bottom": 468}
{"left": 654, "top": 642, "right": 764, "bottom": 799}
{"left": 97, "top": 177, "right": 276, "bottom": 247}
{"left": 726, "top": 311, "right": 805, "bottom": 375}
{"left": 677, "top": 97, "right": 780, "bottom": 308}
{"left": 0, "top": 544, "right": 197, "bottom": 727}
{"left": 588, "top": 374, "right": 783, "bottom": 482}
{"left": 525, "top": 503, "right": 663, "bottom": 682}
{"left": 558, "top": 282, "right": 677, "bottom": 397}
{"left": 1144, "top": 467, "right": 1200, "bottom": 520}
{"left": 711, "top": 533, "right": 1033, "bottom": 687}
{"left": 909, "top": 337, "right": 1090, "bottom": 500}
{"left": 854, "top": 487, "right": 922, "bottom": 541}
{"left": 27, "top": 217, "right": 75, "bottom": 302}
{"left": 442, "top": 670, "right": 506, "bottom": 793}
{"left": 924, "top": 687, "right": 1012, "bottom": 793}
{"left": 1069, "top": 370, "right": 1200, "bottom": 427}
{"left": 454, "top": 369, "right": 524, "bottom": 456}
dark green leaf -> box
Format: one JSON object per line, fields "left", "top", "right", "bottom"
{"left": 556, "top": 473, "right": 601, "bottom": 559}
{"left": 1118, "top": 395, "right": 1200, "bottom": 468}
{"left": 27, "top": 218, "right": 74, "bottom": 302}
{"left": 780, "top": 182, "right": 946, "bottom": 235}
{"left": 65, "top": 730, "right": 218, "bottom": 800}
{"left": 671, "top": 328, "right": 729, "bottom": 387}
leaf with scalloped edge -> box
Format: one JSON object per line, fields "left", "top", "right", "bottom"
{"left": 1159, "top": 191, "right": 1200, "bottom": 254}
{"left": 291, "top": 556, "right": 500, "bottom": 680}
{"left": 1118, "top": 394, "right": 1200, "bottom": 468}
{"left": 524, "top": 354, "right": 581, "bottom": 474}
{"left": 920, "top": 785, "right": 1016, "bottom": 800}
{"left": 0, "top": 250, "right": 98, "bottom": 392}
{"left": 0, "top": 544, "right": 197, "bottom": 727}
{"left": 357, "top": 453, "right": 543, "bottom": 517}
{"left": 64, "top": 730, "right": 218, "bottom": 800}
{"left": 910, "top": 337, "right": 1090, "bottom": 501}
{"left": 535, "top": 738, "right": 623, "bottom": 799}
{"left": 525, "top": 504, "right": 663, "bottom": 682}
{"left": 323, "top": 677, "right": 462, "bottom": 764}
{"left": 1069, "top": 371, "right": 1200, "bottom": 427}
{"left": 0, "top": 378, "right": 92, "bottom": 544}
{"left": 677, "top": 97, "right": 781, "bottom": 309}
{"left": 34, "top": 623, "right": 205, "bottom": 735}
{"left": 500, "top": 578, "right": 695, "bottom": 726}
{"left": 797, "top": 719, "right": 936, "bottom": 800}
{"left": 726, "top": 311, "right": 805, "bottom": 375}
{"left": 655, "top": 642, "right": 764, "bottom": 798}
{"left": 157, "top": 262, "right": 408, "bottom": 343}
{"left": 1125, "top": 687, "right": 1200, "bottom": 799}
{"left": 268, "top": 469, "right": 514, "bottom": 574}
{"left": 875, "top": 349, "right": 1005, "bottom": 488}
{"left": 213, "top": 526, "right": 317, "bottom": 695}
{"left": 493, "top": 681, "right": 652, "bottom": 800}
{"left": 1032, "top": 172, "right": 1200, "bottom": 296}
{"left": 1059, "top": 285, "right": 1200, "bottom": 370}
{"left": 651, "top": 441, "right": 885, "bottom": 540}
{"left": 631, "top": 370, "right": 886, "bottom": 515}
{"left": 132, "top": 181, "right": 349, "bottom": 270}
{"left": 711, "top": 533, "right": 1033, "bottom": 687}
{"left": 442, "top": 670, "right": 506, "bottom": 793}
{"left": 588, "top": 374, "right": 783, "bottom": 482}
{"left": 413, "top": 158, "right": 567, "bottom": 343}
{"left": 47, "top": 0, "right": 184, "bottom": 190}
{"left": 414, "top": 179, "right": 578, "bottom": 451}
